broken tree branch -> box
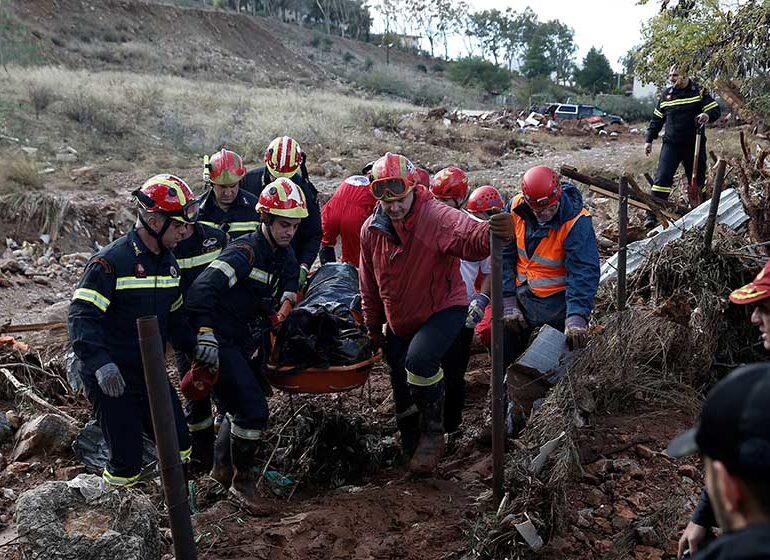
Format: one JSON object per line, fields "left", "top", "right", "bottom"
{"left": 740, "top": 130, "right": 752, "bottom": 163}
{"left": 624, "top": 174, "right": 672, "bottom": 227}
{"left": 0, "top": 367, "right": 80, "bottom": 427}
{"left": 0, "top": 321, "right": 67, "bottom": 334}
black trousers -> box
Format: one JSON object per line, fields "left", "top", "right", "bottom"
{"left": 651, "top": 137, "right": 707, "bottom": 201}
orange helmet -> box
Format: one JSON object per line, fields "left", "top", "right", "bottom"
{"left": 133, "top": 174, "right": 199, "bottom": 223}
{"left": 206, "top": 149, "right": 246, "bottom": 186}
{"left": 522, "top": 166, "right": 561, "bottom": 209}
{"left": 265, "top": 136, "right": 303, "bottom": 178}
{"left": 256, "top": 178, "right": 309, "bottom": 219}
{"left": 467, "top": 185, "right": 504, "bottom": 214}
{"left": 369, "top": 152, "right": 420, "bottom": 201}
{"left": 430, "top": 167, "right": 469, "bottom": 201}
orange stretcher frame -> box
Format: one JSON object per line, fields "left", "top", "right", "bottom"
{"left": 264, "top": 352, "right": 381, "bottom": 394}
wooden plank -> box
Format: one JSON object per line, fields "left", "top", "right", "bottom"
{"left": 588, "top": 185, "right": 678, "bottom": 220}
{"left": 0, "top": 321, "right": 66, "bottom": 334}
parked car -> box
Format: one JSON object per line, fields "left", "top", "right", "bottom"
{"left": 554, "top": 103, "right": 623, "bottom": 124}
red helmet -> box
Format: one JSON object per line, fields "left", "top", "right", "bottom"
{"left": 430, "top": 167, "right": 469, "bottom": 200}
{"left": 415, "top": 167, "right": 431, "bottom": 188}
{"left": 133, "top": 174, "right": 199, "bottom": 223}
{"left": 206, "top": 149, "right": 246, "bottom": 185}
{"left": 522, "top": 166, "right": 561, "bottom": 209}
{"left": 265, "top": 136, "right": 303, "bottom": 178}
{"left": 369, "top": 152, "right": 420, "bottom": 201}
{"left": 256, "top": 178, "right": 309, "bottom": 219}
{"left": 467, "top": 185, "right": 504, "bottom": 213}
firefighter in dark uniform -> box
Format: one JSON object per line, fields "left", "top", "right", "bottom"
{"left": 186, "top": 177, "right": 307, "bottom": 512}
{"left": 68, "top": 174, "right": 199, "bottom": 486}
{"left": 199, "top": 148, "right": 260, "bottom": 238}
{"left": 240, "top": 136, "right": 322, "bottom": 286}
{"left": 644, "top": 65, "right": 721, "bottom": 227}
{"left": 173, "top": 220, "right": 227, "bottom": 473}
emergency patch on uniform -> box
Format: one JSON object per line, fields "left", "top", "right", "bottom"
{"left": 134, "top": 263, "right": 146, "bottom": 278}
{"left": 233, "top": 242, "right": 255, "bottom": 266}
{"left": 169, "top": 266, "right": 179, "bottom": 278}
{"left": 203, "top": 237, "right": 218, "bottom": 248}
{"left": 89, "top": 257, "right": 114, "bottom": 274}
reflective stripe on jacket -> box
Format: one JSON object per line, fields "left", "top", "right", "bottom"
{"left": 512, "top": 194, "right": 590, "bottom": 297}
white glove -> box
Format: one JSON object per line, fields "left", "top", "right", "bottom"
{"left": 95, "top": 362, "right": 125, "bottom": 398}
{"left": 195, "top": 328, "right": 219, "bottom": 369}
{"left": 465, "top": 293, "right": 490, "bottom": 328}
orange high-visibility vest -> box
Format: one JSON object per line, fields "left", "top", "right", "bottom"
{"left": 512, "top": 194, "right": 590, "bottom": 297}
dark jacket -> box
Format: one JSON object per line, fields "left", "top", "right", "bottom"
{"left": 173, "top": 223, "right": 228, "bottom": 293}
{"left": 198, "top": 187, "right": 260, "bottom": 239}
{"left": 68, "top": 230, "right": 194, "bottom": 385}
{"left": 186, "top": 228, "right": 299, "bottom": 344}
{"left": 694, "top": 524, "right": 770, "bottom": 560}
{"left": 693, "top": 489, "right": 717, "bottom": 529}
{"left": 241, "top": 166, "right": 322, "bottom": 268}
{"left": 502, "top": 183, "right": 600, "bottom": 323}
{"left": 646, "top": 80, "right": 721, "bottom": 144}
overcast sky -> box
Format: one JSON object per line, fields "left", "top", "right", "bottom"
{"left": 375, "top": 0, "right": 661, "bottom": 73}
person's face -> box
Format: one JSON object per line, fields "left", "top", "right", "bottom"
{"left": 669, "top": 67, "right": 688, "bottom": 89}
{"left": 145, "top": 215, "right": 191, "bottom": 250}
{"left": 268, "top": 217, "right": 301, "bottom": 248}
{"left": 530, "top": 201, "right": 559, "bottom": 224}
{"left": 213, "top": 181, "right": 240, "bottom": 207}
{"left": 380, "top": 190, "right": 415, "bottom": 221}
{"left": 751, "top": 300, "right": 770, "bottom": 350}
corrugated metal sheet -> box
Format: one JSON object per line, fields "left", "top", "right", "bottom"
{"left": 600, "top": 188, "right": 748, "bottom": 284}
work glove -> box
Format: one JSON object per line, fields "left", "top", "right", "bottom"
{"left": 644, "top": 142, "right": 653, "bottom": 156}
{"left": 95, "top": 362, "right": 125, "bottom": 398}
{"left": 194, "top": 328, "right": 219, "bottom": 370}
{"left": 299, "top": 265, "right": 309, "bottom": 289}
{"left": 503, "top": 296, "right": 528, "bottom": 334}
{"left": 488, "top": 212, "right": 514, "bottom": 240}
{"left": 318, "top": 245, "right": 336, "bottom": 265}
{"left": 565, "top": 315, "right": 589, "bottom": 351}
{"left": 465, "top": 293, "right": 490, "bottom": 328}
{"left": 695, "top": 113, "right": 710, "bottom": 125}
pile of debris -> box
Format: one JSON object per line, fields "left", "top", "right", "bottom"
{"left": 0, "top": 238, "right": 90, "bottom": 290}
{"left": 733, "top": 130, "right": 770, "bottom": 252}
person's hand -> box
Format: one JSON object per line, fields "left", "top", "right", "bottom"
{"left": 95, "top": 362, "right": 125, "bottom": 398}
{"left": 678, "top": 521, "right": 707, "bottom": 559}
{"left": 299, "top": 265, "right": 309, "bottom": 289}
{"left": 489, "top": 212, "right": 514, "bottom": 240}
{"left": 645, "top": 142, "right": 653, "bottom": 157}
{"left": 696, "top": 113, "right": 709, "bottom": 125}
{"left": 565, "top": 315, "right": 588, "bottom": 350}
{"left": 503, "top": 296, "right": 528, "bottom": 333}
{"left": 367, "top": 326, "right": 384, "bottom": 352}
{"left": 466, "top": 293, "right": 490, "bottom": 328}
{"left": 195, "top": 328, "right": 219, "bottom": 369}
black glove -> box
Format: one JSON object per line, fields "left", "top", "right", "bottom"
{"left": 319, "top": 245, "right": 336, "bottom": 265}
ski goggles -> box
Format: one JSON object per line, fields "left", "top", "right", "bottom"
{"left": 370, "top": 177, "right": 413, "bottom": 201}
{"left": 133, "top": 190, "right": 201, "bottom": 224}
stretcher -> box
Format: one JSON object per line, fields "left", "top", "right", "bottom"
{"left": 264, "top": 352, "right": 380, "bottom": 394}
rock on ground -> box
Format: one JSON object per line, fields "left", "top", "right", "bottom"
{"left": 15, "top": 476, "right": 160, "bottom": 560}
{"left": 12, "top": 414, "right": 77, "bottom": 462}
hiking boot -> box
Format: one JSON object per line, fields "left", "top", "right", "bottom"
{"left": 209, "top": 416, "right": 233, "bottom": 489}
{"left": 408, "top": 397, "right": 446, "bottom": 475}
{"left": 229, "top": 436, "right": 273, "bottom": 516}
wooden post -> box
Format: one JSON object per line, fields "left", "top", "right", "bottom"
{"left": 490, "top": 232, "right": 505, "bottom": 504}
{"left": 617, "top": 176, "right": 628, "bottom": 311}
{"left": 704, "top": 159, "right": 728, "bottom": 252}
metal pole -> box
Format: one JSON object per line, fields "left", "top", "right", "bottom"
{"left": 617, "top": 176, "right": 629, "bottom": 312}
{"left": 137, "top": 316, "right": 197, "bottom": 560}
{"left": 704, "top": 159, "right": 728, "bottom": 252}
{"left": 490, "top": 232, "right": 505, "bottom": 504}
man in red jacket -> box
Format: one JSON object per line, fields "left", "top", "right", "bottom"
{"left": 359, "top": 152, "right": 513, "bottom": 473}
{"left": 319, "top": 175, "right": 376, "bottom": 266}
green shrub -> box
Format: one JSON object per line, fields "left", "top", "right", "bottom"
{"left": 431, "top": 63, "right": 446, "bottom": 73}
{"left": 323, "top": 37, "right": 333, "bottom": 51}
{"left": 576, "top": 94, "right": 656, "bottom": 122}
{"left": 448, "top": 57, "right": 512, "bottom": 94}
{"left": 416, "top": 63, "right": 427, "bottom": 74}
{"left": 0, "top": 9, "right": 43, "bottom": 66}
{"left": 61, "top": 93, "right": 126, "bottom": 137}
{"left": 363, "top": 57, "right": 374, "bottom": 71}
{"left": 343, "top": 51, "right": 355, "bottom": 63}
{"left": 310, "top": 35, "right": 321, "bottom": 48}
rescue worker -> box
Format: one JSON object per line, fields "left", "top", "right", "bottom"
{"left": 678, "top": 260, "right": 770, "bottom": 558}
{"left": 475, "top": 166, "right": 600, "bottom": 432}
{"left": 429, "top": 168, "right": 491, "bottom": 433}
{"left": 319, "top": 175, "right": 376, "bottom": 266}
{"left": 644, "top": 64, "right": 721, "bottom": 227}
{"left": 186, "top": 177, "right": 307, "bottom": 511}
{"left": 668, "top": 363, "right": 770, "bottom": 560}
{"left": 359, "top": 152, "right": 514, "bottom": 473}
{"left": 241, "top": 136, "right": 322, "bottom": 285}
{"left": 173, "top": 214, "right": 227, "bottom": 474}
{"left": 68, "top": 174, "right": 198, "bottom": 486}
{"left": 198, "top": 148, "right": 260, "bottom": 238}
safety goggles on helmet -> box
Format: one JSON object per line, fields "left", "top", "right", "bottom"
{"left": 133, "top": 189, "right": 201, "bottom": 224}
{"left": 370, "top": 177, "right": 412, "bottom": 201}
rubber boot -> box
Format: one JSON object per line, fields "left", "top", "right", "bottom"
{"left": 209, "top": 416, "right": 233, "bottom": 488}
{"left": 189, "top": 426, "right": 215, "bottom": 475}
{"left": 395, "top": 407, "right": 420, "bottom": 462}
{"left": 408, "top": 397, "right": 446, "bottom": 475}
{"left": 643, "top": 210, "right": 658, "bottom": 229}
{"left": 229, "top": 436, "right": 273, "bottom": 516}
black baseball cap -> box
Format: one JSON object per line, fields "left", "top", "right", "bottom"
{"left": 667, "top": 363, "right": 770, "bottom": 479}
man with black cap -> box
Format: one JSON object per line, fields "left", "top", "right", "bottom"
{"left": 678, "top": 260, "right": 770, "bottom": 556}
{"left": 668, "top": 362, "right": 770, "bottom": 559}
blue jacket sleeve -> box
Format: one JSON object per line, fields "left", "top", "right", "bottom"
{"left": 563, "top": 215, "right": 600, "bottom": 320}
{"left": 68, "top": 259, "right": 116, "bottom": 376}
{"left": 168, "top": 288, "right": 195, "bottom": 355}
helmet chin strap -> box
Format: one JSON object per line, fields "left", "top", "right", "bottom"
{"left": 261, "top": 215, "right": 279, "bottom": 249}
{"left": 138, "top": 213, "right": 172, "bottom": 251}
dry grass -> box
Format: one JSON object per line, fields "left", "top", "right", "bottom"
{"left": 5, "top": 156, "right": 42, "bottom": 189}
